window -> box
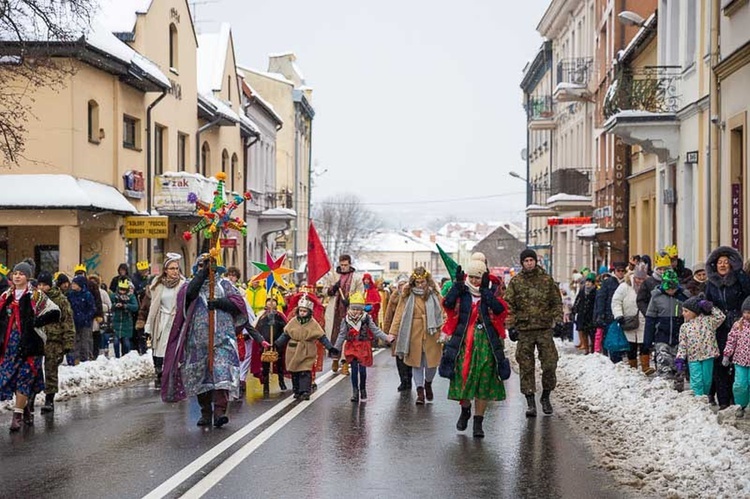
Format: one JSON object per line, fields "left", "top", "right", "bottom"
{"left": 177, "top": 133, "right": 188, "bottom": 172}
{"left": 230, "top": 153, "right": 238, "bottom": 192}
{"left": 169, "top": 24, "right": 178, "bottom": 70}
{"left": 222, "top": 149, "right": 229, "bottom": 176}
{"left": 389, "top": 262, "right": 399, "bottom": 271}
{"left": 201, "top": 141, "right": 210, "bottom": 176}
{"left": 227, "top": 75, "right": 231, "bottom": 101}
{"left": 154, "top": 124, "right": 166, "bottom": 175}
{"left": 87, "top": 100, "right": 100, "bottom": 143}
{"left": 123, "top": 115, "right": 140, "bottom": 149}
{"left": 684, "top": 0, "right": 696, "bottom": 67}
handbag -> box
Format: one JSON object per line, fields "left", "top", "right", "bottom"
{"left": 603, "top": 321, "right": 631, "bottom": 352}
{"left": 620, "top": 314, "right": 639, "bottom": 331}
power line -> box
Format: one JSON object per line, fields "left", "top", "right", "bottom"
{"left": 312, "top": 191, "right": 526, "bottom": 207}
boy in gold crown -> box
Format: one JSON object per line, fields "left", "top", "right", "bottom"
{"left": 0, "top": 263, "right": 9, "bottom": 294}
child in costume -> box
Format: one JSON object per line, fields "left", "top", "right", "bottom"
{"left": 334, "top": 292, "right": 394, "bottom": 402}
{"left": 722, "top": 297, "right": 750, "bottom": 417}
{"left": 285, "top": 287, "right": 327, "bottom": 390}
{"left": 109, "top": 279, "right": 139, "bottom": 358}
{"left": 250, "top": 298, "right": 288, "bottom": 398}
{"left": 275, "top": 296, "right": 338, "bottom": 400}
{"left": 675, "top": 295, "right": 725, "bottom": 396}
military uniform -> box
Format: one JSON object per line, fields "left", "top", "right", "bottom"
{"left": 505, "top": 266, "right": 562, "bottom": 396}
{"left": 43, "top": 286, "right": 76, "bottom": 394}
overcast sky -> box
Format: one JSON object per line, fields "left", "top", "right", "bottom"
{"left": 197, "top": 0, "right": 549, "bottom": 228}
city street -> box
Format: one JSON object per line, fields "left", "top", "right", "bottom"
{"left": 1, "top": 351, "right": 620, "bottom": 499}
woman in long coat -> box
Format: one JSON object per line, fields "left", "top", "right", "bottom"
{"left": 0, "top": 261, "right": 60, "bottom": 431}
{"left": 611, "top": 264, "right": 652, "bottom": 373}
{"left": 145, "top": 253, "right": 187, "bottom": 388}
{"left": 390, "top": 267, "right": 444, "bottom": 405}
{"left": 161, "top": 254, "right": 247, "bottom": 427}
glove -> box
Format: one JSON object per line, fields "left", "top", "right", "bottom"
{"left": 615, "top": 316, "right": 625, "bottom": 324}
{"left": 455, "top": 265, "right": 465, "bottom": 283}
{"left": 674, "top": 358, "right": 686, "bottom": 373}
{"left": 480, "top": 272, "right": 490, "bottom": 290}
{"left": 261, "top": 340, "right": 271, "bottom": 349}
{"left": 330, "top": 282, "right": 340, "bottom": 293}
{"left": 438, "top": 332, "right": 449, "bottom": 344}
{"left": 329, "top": 347, "right": 340, "bottom": 357}
{"left": 508, "top": 328, "right": 519, "bottom": 342}
{"left": 364, "top": 304, "right": 372, "bottom": 312}
{"left": 342, "top": 298, "right": 349, "bottom": 308}
{"left": 207, "top": 300, "right": 217, "bottom": 311}
{"left": 722, "top": 356, "right": 731, "bottom": 367}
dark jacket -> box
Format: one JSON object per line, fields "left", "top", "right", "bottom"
{"left": 255, "top": 310, "right": 288, "bottom": 343}
{"left": 504, "top": 266, "right": 562, "bottom": 331}
{"left": 644, "top": 287, "right": 687, "bottom": 349}
{"left": 674, "top": 259, "right": 693, "bottom": 284}
{"left": 573, "top": 286, "right": 597, "bottom": 333}
{"left": 0, "top": 288, "right": 61, "bottom": 357}
{"left": 594, "top": 274, "right": 622, "bottom": 326}
{"left": 704, "top": 246, "right": 750, "bottom": 349}
{"left": 684, "top": 277, "right": 707, "bottom": 298}
{"left": 0, "top": 276, "right": 8, "bottom": 295}
{"left": 439, "top": 282, "right": 506, "bottom": 380}
{"left": 637, "top": 270, "right": 664, "bottom": 316}
{"left": 68, "top": 288, "right": 96, "bottom": 329}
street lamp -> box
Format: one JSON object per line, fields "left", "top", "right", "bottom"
{"left": 509, "top": 171, "right": 528, "bottom": 182}
{"left": 618, "top": 11, "right": 647, "bottom": 28}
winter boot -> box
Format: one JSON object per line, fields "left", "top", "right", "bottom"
{"left": 239, "top": 380, "right": 246, "bottom": 394}
{"left": 640, "top": 354, "right": 655, "bottom": 375}
{"left": 525, "top": 394, "right": 537, "bottom": 417}
{"left": 332, "top": 359, "right": 340, "bottom": 373}
{"left": 360, "top": 388, "right": 367, "bottom": 402}
{"left": 213, "top": 390, "right": 229, "bottom": 428}
{"left": 577, "top": 333, "right": 589, "bottom": 351}
{"left": 278, "top": 375, "right": 288, "bottom": 391}
{"left": 737, "top": 406, "right": 746, "bottom": 418}
{"left": 350, "top": 387, "right": 359, "bottom": 403}
{"left": 628, "top": 358, "right": 638, "bottom": 369}
{"left": 41, "top": 394, "right": 55, "bottom": 414}
{"left": 472, "top": 416, "right": 485, "bottom": 438}
{"left": 262, "top": 376, "right": 270, "bottom": 399}
{"left": 9, "top": 410, "right": 23, "bottom": 432}
{"left": 456, "top": 404, "right": 471, "bottom": 431}
{"left": 196, "top": 393, "right": 213, "bottom": 427}
{"left": 416, "top": 387, "right": 426, "bottom": 405}
{"left": 23, "top": 399, "right": 34, "bottom": 426}
{"left": 340, "top": 360, "right": 350, "bottom": 376}
{"left": 540, "top": 390, "right": 553, "bottom": 415}
{"left": 424, "top": 381, "right": 434, "bottom": 402}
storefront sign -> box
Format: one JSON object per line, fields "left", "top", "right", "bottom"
{"left": 153, "top": 173, "right": 222, "bottom": 215}
{"left": 220, "top": 238, "right": 237, "bottom": 248}
{"left": 123, "top": 170, "right": 145, "bottom": 199}
{"left": 547, "top": 216, "right": 594, "bottom": 226}
{"left": 124, "top": 216, "right": 168, "bottom": 239}
{"left": 613, "top": 138, "right": 628, "bottom": 230}
{"left": 732, "top": 183, "right": 742, "bottom": 253}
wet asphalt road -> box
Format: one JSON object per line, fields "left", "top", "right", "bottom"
{"left": 0, "top": 351, "right": 622, "bottom": 499}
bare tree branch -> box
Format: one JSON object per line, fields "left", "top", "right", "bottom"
{"left": 312, "top": 194, "right": 382, "bottom": 259}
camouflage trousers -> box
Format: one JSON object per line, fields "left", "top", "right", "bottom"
{"left": 44, "top": 341, "right": 66, "bottom": 394}
{"left": 516, "top": 328, "right": 559, "bottom": 395}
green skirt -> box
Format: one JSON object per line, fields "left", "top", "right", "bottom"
{"left": 448, "top": 325, "right": 506, "bottom": 401}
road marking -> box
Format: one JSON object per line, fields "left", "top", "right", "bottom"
{"left": 180, "top": 349, "right": 387, "bottom": 498}
{"left": 142, "top": 370, "right": 336, "bottom": 499}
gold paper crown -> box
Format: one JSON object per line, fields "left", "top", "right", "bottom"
{"left": 0, "top": 263, "right": 8, "bottom": 276}
{"left": 117, "top": 279, "right": 132, "bottom": 290}
{"left": 410, "top": 267, "right": 431, "bottom": 280}
{"left": 349, "top": 292, "right": 366, "bottom": 306}
{"left": 74, "top": 263, "right": 87, "bottom": 274}
{"left": 298, "top": 295, "right": 314, "bottom": 310}
{"left": 664, "top": 244, "right": 679, "bottom": 259}
{"left": 136, "top": 261, "right": 150, "bottom": 271}
{"left": 654, "top": 252, "right": 672, "bottom": 269}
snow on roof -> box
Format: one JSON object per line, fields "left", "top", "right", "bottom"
{"left": 200, "top": 92, "right": 239, "bottom": 123}
{"left": 237, "top": 73, "right": 284, "bottom": 124}
{"left": 241, "top": 66, "right": 294, "bottom": 86}
{"left": 355, "top": 260, "right": 386, "bottom": 272}
{"left": 546, "top": 193, "right": 592, "bottom": 204}
{"left": 360, "top": 231, "right": 435, "bottom": 253}
{"left": 618, "top": 13, "right": 657, "bottom": 62}
{"left": 0, "top": 174, "right": 137, "bottom": 213}
{"left": 196, "top": 23, "right": 231, "bottom": 94}
{"left": 95, "top": 0, "right": 153, "bottom": 35}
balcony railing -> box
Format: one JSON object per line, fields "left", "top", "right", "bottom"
{"left": 603, "top": 65, "right": 681, "bottom": 119}
{"left": 550, "top": 168, "right": 589, "bottom": 197}
{"left": 525, "top": 95, "right": 554, "bottom": 121}
{"left": 556, "top": 57, "right": 593, "bottom": 86}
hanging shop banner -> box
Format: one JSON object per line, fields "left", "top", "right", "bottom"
{"left": 732, "top": 183, "right": 742, "bottom": 253}
{"left": 547, "top": 216, "right": 594, "bottom": 226}
{"left": 124, "top": 216, "right": 169, "bottom": 239}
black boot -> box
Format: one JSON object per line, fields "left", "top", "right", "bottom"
{"left": 278, "top": 374, "right": 288, "bottom": 391}
{"left": 540, "top": 390, "right": 553, "bottom": 415}
{"left": 525, "top": 394, "right": 537, "bottom": 418}
{"left": 456, "top": 405, "right": 471, "bottom": 431}
{"left": 472, "top": 416, "right": 485, "bottom": 438}
{"left": 23, "top": 401, "right": 34, "bottom": 426}
{"left": 41, "top": 393, "right": 55, "bottom": 414}
{"left": 351, "top": 387, "right": 359, "bottom": 403}
{"left": 424, "top": 381, "right": 434, "bottom": 401}
{"left": 360, "top": 388, "right": 367, "bottom": 402}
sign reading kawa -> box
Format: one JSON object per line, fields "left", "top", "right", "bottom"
{"left": 124, "top": 216, "right": 169, "bottom": 239}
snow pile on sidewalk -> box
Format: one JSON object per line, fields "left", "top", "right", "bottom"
{"left": 549, "top": 342, "right": 750, "bottom": 498}
{"left": 2, "top": 352, "right": 153, "bottom": 410}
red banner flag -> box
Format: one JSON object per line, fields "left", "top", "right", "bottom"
{"left": 307, "top": 221, "right": 331, "bottom": 285}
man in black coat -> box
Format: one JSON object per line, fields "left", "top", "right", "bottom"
{"left": 594, "top": 262, "right": 627, "bottom": 360}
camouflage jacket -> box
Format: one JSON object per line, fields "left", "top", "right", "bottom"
{"left": 45, "top": 287, "right": 76, "bottom": 350}
{"left": 505, "top": 266, "right": 562, "bottom": 331}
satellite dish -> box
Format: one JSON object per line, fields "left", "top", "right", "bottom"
{"left": 521, "top": 148, "right": 528, "bottom": 161}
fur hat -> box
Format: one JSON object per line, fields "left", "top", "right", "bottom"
{"left": 633, "top": 262, "right": 649, "bottom": 279}
{"left": 36, "top": 271, "right": 53, "bottom": 287}
{"left": 466, "top": 259, "right": 486, "bottom": 278}
{"left": 520, "top": 248, "right": 537, "bottom": 263}
{"left": 72, "top": 275, "right": 88, "bottom": 289}
{"left": 12, "top": 261, "right": 33, "bottom": 279}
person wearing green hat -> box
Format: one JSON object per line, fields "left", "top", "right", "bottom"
{"left": 109, "top": 280, "right": 139, "bottom": 358}
{"left": 644, "top": 269, "right": 689, "bottom": 390}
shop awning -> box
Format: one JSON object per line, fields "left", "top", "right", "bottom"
{"left": 0, "top": 174, "right": 138, "bottom": 214}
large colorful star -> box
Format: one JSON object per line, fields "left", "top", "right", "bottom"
{"left": 251, "top": 250, "right": 295, "bottom": 292}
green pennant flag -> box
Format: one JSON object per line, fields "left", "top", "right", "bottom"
{"left": 437, "top": 243, "right": 459, "bottom": 280}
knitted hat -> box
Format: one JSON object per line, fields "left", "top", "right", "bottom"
{"left": 520, "top": 248, "right": 537, "bottom": 263}
{"left": 661, "top": 269, "right": 679, "bottom": 290}
{"left": 598, "top": 265, "right": 609, "bottom": 275}
{"left": 633, "top": 262, "right": 648, "bottom": 279}
{"left": 585, "top": 272, "right": 596, "bottom": 282}
{"left": 37, "top": 271, "right": 53, "bottom": 287}
{"left": 693, "top": 262, "right": 706, "bottom": 273}
{"left": 466, "top": 259, "right": 486, "bottom": 278}
{"left": 72, "top": 275, "right": 88, "bottom": 289}
{"left": 12, "top": 261, "right": 33, "bottom": 279}
{"left": 683, "top": 294, "right": 712, "bottom": 315}
{"left": 471, "top": 252, "right": 487, "bottom": 263}
{"left": 55, "top": 273, "right": 70, "bottom": 286}
{"left": 742, "top": 296, "right": 750, "bottom": 313}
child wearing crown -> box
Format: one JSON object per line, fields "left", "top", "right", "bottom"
{"left": 274, "top": 295, "right": 338, "bottom": 400}
{"left": 334, "top": 292, "right": 394, "bottom": 402}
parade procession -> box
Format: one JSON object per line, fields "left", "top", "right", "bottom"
{"left": 3, "top": 0, "right": 750, "bottom": 498}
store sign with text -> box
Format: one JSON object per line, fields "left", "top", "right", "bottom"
{"left": 547, "top": 216, "right": 594, "bottom": 226}
{"left": 124, "top": 216, "right": 168, "bottom": 239}
{"left": 732, "top": 183, "right": 742, "bottom": 253}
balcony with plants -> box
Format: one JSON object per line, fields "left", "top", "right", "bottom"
{"left": 525, "top": 95, "right": 556, "bottom": 131}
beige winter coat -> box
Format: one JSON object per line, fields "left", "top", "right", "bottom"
{"left": 283, "top": 318, "right": 326, "bottom": 372}
{"left": 611, "top": 275, "right": 645, "bottom": 344}
{"left": 145, "top": 278, "right": 187, "bottom": 357}
{"left": 389, "top": 287, "right": 443, "bottom": 368}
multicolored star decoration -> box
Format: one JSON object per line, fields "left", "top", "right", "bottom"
{"left": 182, "top": 172, "right": 251, "bottom": 243}
{"left": 251, "top": 250, "right": 295, "bottom": 293}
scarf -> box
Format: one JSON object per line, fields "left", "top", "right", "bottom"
{"left": 395, "top": 288, "right": 443, "bottom": 358}
{"left": 467, "top": 282, "right": 481, "bottom": 297}
{"left": 345, "top": 312, "right": 363, "bottom": 332}
{"left": 160, "top": 275, "right": 183, "bottom": 289}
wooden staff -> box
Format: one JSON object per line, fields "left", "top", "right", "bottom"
{"left": 208, "top": 236, "right": 217, "bottom": 375}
